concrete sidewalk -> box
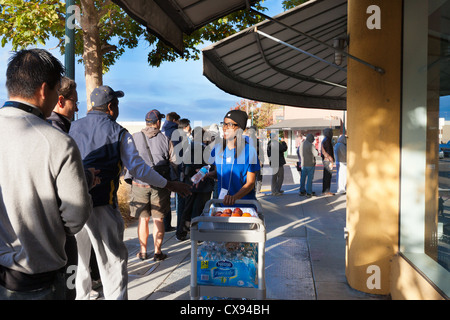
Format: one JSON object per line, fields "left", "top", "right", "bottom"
{"left": 118, "top": 162, "right": 389, "bottom": 300}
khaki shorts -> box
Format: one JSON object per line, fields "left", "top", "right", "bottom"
{"left": 129, "top": 183, "right": 171, "bottom": 219}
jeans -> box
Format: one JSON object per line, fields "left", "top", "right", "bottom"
{"left": 300, "top": 166, "right": 315, "bottom": 194}
{"left": 0, "top": 272, "right": 66, "bottom": 300}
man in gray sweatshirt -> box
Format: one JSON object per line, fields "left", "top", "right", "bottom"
{"left": 0, "top": 49, "right": 92, "bottom": 300}
{"left": 299, "top": 134, "right": 319, "bottom": 197}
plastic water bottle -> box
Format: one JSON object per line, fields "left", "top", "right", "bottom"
{"left": 191, "top": 165, "right": 211, "bottom": 184}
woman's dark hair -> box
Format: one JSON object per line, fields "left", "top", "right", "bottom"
{"left": 6, "top": 49, "right": 65, "bottom": 99}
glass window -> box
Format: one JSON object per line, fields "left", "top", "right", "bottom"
{"left": 434, "top": 0, "right": 450, "bottom": 274}
{"left": 401, "top": 0, "right": 450, "bottom": 296}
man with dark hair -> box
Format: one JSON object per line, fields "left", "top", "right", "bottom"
{"left": 161, "top": 112, "right": 182, "bottom": 232}
{"left": 69, "top": 87, "right": 191, "bottom": 300}
{"left": 161, "top": 111, "right": 180, "bottom": 141}
{"left": 47, "top": 76, "right": 79, "bottom": 132}
{"left": 0, "top": 49, "right": 92, "bottom": 300}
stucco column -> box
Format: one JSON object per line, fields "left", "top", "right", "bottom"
{"left": 346, "top": 0, "right": 403, "bottom": 295}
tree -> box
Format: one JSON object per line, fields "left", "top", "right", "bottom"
{"left": 0, "top": 0, "right": 306, "bottom": 108}
{"left": 233, "top": 99, "right": 276, "bottom": 130}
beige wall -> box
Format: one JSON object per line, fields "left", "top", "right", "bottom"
{"left": 346, "top": 0, "right": 403, "bottom": 295}
{"left": 273, "top": 106, "right": 344, "bottom": 123}
{"left": 390, "top": 255, "right": 446, "bottom": 300}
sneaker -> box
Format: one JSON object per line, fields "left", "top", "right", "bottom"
{"left": 299, "top": 192, "right": 306, "bottom": 196}
{"left": 306, "top": 194, "right": 312, "bottom": 198}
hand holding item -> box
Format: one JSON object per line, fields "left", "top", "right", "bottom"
{"left": 166, "top": 181, "right": 192, "bottom": 197}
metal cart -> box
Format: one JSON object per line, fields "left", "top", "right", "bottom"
{"left": 190, "top": 199, "right": 266, "bottom": 300}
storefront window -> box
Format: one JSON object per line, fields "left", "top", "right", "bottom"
{"left": 401, "top": 0, "right": 450, "bottom": 296}
{"left": 434, "top": 0, "right": 450, "bottom": 274}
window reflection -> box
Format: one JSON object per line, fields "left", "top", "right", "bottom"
{"left": 433, "top": 0, "right": 450, "bottom": 272}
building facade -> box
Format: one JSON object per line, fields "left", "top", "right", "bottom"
{"left": 346, "top": 0, "right": 449, "bottom": 299}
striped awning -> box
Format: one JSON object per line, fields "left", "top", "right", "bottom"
{"left": 112, "top": 0, "right": 259, "bottom": 54}
{"left": 202, "top": 0, "right": 348, "bottom": 110}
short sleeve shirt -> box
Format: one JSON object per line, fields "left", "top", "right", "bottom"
{"left": 210, "top": 142, "right": 260, "bottom": 200}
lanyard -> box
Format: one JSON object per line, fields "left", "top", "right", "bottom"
{"left": 220, "top": 147, "right": 235, "bottom": 192}
{"left": 2, "top": 101, "right": 45, "bottom": 120}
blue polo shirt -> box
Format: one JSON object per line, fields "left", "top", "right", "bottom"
{"left": 210, "top": 141, "right": 260, "bottom": 200}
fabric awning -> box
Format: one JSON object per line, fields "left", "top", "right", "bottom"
{"left": 112, "top": 0, "right": 259, "bottom": 54}
{"left": 202, "top": 0, "right": 348, "bottom": 110}
{"left": 267, "top": 118, "right": 341, "bottom": 131}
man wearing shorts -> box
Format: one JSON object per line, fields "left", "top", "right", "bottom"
{"left": 125, "top": 109, "right": 177, "bottom": 261}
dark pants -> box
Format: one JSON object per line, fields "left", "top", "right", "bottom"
{"left": 322, "top": 168, "right": 332, "bottom": 193}
{"left": 177, "top": 191, "right": 212, "bottom": 237}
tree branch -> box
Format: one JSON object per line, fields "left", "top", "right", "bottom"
{"left": 101, "top": 43, "right": 117, "bottom": 55}
{"left": 97, "top": 0, "right": 112, "bottom": 20}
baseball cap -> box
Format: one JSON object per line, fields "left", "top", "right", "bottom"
{"left": 145, "top": 109, "right": 165, "bottom": 122}
{"left": 90, "top": 86, "right": 124, "bottom": 108}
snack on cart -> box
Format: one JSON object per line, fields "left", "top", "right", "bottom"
{"left": 190, "top": 199, "right": 266, "bottom": 300}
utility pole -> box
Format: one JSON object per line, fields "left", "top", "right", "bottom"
{"left": 65, "top": 0, "right": 75, "bottom": 80}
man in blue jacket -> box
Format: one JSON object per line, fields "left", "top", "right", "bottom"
{"left": 69, "top": 86, "right": 190, "bottom": 300}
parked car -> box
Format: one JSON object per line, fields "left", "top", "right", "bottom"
{"left": 439, "top": 141, "right": 450, "bottom": 157}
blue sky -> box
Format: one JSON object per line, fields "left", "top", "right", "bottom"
{"left": 1, "top": 0, "right": 449, "bottom": 125}
{"left": 0, "top": 0, "right": 284, "bottom": 126}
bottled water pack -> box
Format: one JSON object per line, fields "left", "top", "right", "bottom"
{"left": 197, "top": 241, "right": 258, "bottom": 288}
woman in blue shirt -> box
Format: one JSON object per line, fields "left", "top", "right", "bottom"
{"left": 204, "top": 110, "right": 260, "bottom": 206}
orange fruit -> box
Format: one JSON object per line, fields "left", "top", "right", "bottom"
{"left": 242, "top": 212, "right": 252, "bottom": 217}
{"left": 231, "top": 212, "right": 242, "bottom": 217}
{"left": 221, "top": 213, "right": 231, "bottom": 217}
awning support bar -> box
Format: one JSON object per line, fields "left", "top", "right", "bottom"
{"left": 254, "top": 31, "right": 347, "bottom": 89}
{"left": 255, "top": 29, "right": 347, "bottom": 73}
{"left": 250, "top": 7, "right": 385, "bottom": 74}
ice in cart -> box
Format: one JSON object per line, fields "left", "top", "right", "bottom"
{"left": 190, "top": 199, "right": 266, "bottom": 300}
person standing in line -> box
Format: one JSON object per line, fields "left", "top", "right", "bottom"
{"left": 124, "top": 109, "right": 177, "bottom": 261}
{"left": 161, "top": 111, "right": 180, "bottom": 138}
{"left": 47, "top": 76, "right": 78, "bottom": 132}
{"left": 267, "top": 133, "right": 287, "bottom": 196}
{"left": 321, "top": 128, "right": 335, "bottom": 196}
{"left": 176, "top": 127, "right": 215, "bottom": 241}
{"left": 203, "top": 110, "right": 260, "bottom": 206}
{"left": 161, "top": 111, "right": 181, "bottom": 232}
{"left": 47, "top": 76, "right": 102, "bottom": 300}
{"left": 178, "top": 118, "right": 192, "bottom": 143}
{"left": 69, "top": 86, "right": 191, "bottom": 300}
{"left": 334, "top": 135, "right": 347, "bottom": 194}
{"left": 299, "top": 134, "right": 319, "bottom": 198}
{"left": 245, "top": 126, "right": 263, "bottom": 195}
{"left": 0, "top": 49, "right": 92, "bottom": 300}
{"left": 173, "top": 117, "right": 192, "bottom": 233}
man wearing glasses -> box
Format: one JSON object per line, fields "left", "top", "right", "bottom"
{"left": 48, "top": 76, "right": 79, "bottom": 132}
{"left": 205, "top": 110, "right": 260, "bottom": 206}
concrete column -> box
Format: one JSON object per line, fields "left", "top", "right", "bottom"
{"left": 346, "top": 0, "right": 403, "bottom": 295}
